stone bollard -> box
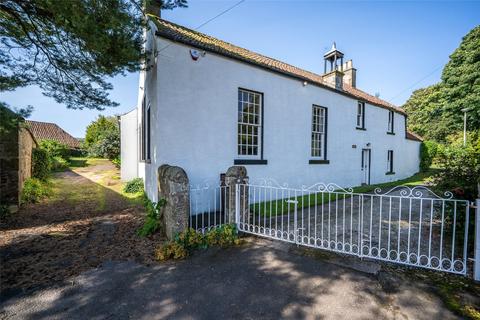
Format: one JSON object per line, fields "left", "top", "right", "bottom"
{"left": 157, "top": 165, "right": 190, "bottom": 240}
{"left": 225, "top": 166, "right": 249, "bottom": 226}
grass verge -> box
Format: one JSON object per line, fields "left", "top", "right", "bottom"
{"left": 251, "top": 169, "right": 439, "bottom": 217}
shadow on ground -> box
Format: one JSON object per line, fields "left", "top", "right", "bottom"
{"left": 0, "top": 239, "right": 459, "bottom": 320}
{"left": 0, "top": 167, "right": 159, "bottom": 296}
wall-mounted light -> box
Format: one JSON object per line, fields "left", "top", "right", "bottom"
{"left": 190, "top": 49, "right": 200, "bottom": 61}
{"left": 303, "top": 81, "right": 308, "bottom": 86}
{"left": 366, "top": 142, "right": 371, "bottom": 147}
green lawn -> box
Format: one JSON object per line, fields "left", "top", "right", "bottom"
{"left": 251, "top": 169, "right": 439, "bottom": 217}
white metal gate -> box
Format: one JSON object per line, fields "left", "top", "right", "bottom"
{"left": 189, "top": 180, "right": 474, "bottom": 276}
{"left": 236, "top": 180, "right": 471, "bottom": 275}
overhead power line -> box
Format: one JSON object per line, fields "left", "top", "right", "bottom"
{"left": 156, "top": 0, "right": 246, "bottom": 54}
{"left": 389, "top": 65, "right": 443, "bottom": 103}
{"left": 195, "top": 0, "right": 246, "bottom": 30}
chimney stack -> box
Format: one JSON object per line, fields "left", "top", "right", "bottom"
{"left": 146, "top": 0, "right": 161, "bottom": 17}
{"left": 342, "top": 60, "right": 356, "bottom": 88}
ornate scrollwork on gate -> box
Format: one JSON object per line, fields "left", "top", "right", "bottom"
{"left": 248, "top": 178, "right": 291, "bottom": 189}
{"left": 373, "top": 185, "right": 454, "bottom": 200}
{"left": 300, "top": 182, "right": 354, "bottom": 194}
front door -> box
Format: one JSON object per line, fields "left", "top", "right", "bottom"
{"left": 361, "top": 149, "right": 371, "bottom": 185}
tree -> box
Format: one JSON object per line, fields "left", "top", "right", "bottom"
{"left": 0, "top": 102, "right": 32, "bottom": 135}
{"left": 403, "top": 84, "right": 448, "bottom": 141}
{"left": 435, "top": 131, "right": 480, "bottom": 200}
{"left": 403, "top": 26, "right": 480, "bottom": 142}
{"left": 85, "top": 115, "right": 120, "bottom": 159}
{"left": 0, "top": 0, "right": 187, "bottom": 110}
{"left": 441, "top": 26, "right": 480, "bottom": 131}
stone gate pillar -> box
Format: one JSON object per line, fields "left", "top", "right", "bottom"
{"left": 225, "top": 166, "right": 249, "bottom": 226}
{"left": 157, "top": 164, "right": 189, "bottom": 240}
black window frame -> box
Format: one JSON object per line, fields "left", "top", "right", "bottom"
{"left": 146, "top": 102, "right": 151, "bottom": 161}
{"left": 140, "top": 96, "right": 151, "bottom": 163}
{"left": 309, "top": 105, "right": 329, "bottom": 165}
{"left": 140, "top": 96, "right": 146, "bottom": 162}
{"left": 387, "top": 110, "right": 395, "bottom": 135}
{"left": 386, "top": 150, "right": 394, "bottom": 175}
{"left": 234, "top": 88, "right": 267, "bottom": 165}
{"left": 356, "top": 101, "right": 366, "bottom": 130}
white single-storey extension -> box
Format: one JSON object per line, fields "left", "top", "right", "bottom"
{"left": 120, "top": 16, "right": 422, "bottom": 203}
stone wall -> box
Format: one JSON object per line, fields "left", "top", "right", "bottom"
{"left": 0, "top": 123, "right": 20, "bottom": 206}
{"left": 0, "top": 124, "right": 36, "bottom": 206}
{"left": 18, "top": 128, "right": 36, "bottom": 196}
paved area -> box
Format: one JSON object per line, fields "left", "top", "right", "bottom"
{"left": 0, "top": 238, "right": 459, "bottom": 320}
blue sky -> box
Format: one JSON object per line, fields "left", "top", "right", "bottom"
{"left": 2, "top": 0, "right": 479, "bottom": 137}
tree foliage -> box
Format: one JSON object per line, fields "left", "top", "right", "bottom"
{"left": 0, "top": 0, "right": 187, "bottom": 110}
{"left": 38, "top": 139, "right": 70, "bottom": 160}
{"left": 32, "top": 147, "right": 51, "bottom": 180}
{"left": 435, "top": 132, "right": 480, "bottom": 200}
{"left": 419, "top": 140, "right": 439, "bottom": 172}
{"left": 0, "top": 102, "right": 32, "bottom": 135}
{"left": 85, "top": 115, "right": 120, "bottom": 159}
{"left": 403, "top": 26, "right": 480, "bottom": 142}
{"left": 441, "top": 26, "right": 480, "bottom": 130}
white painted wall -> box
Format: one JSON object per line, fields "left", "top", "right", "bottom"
{"left": 120, "top": 108, "right": 138, "bottom": 181}
{"left": 139, "top": 35, "right": 420, "bottom": 202}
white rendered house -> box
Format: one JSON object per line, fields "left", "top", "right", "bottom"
{"left": 120, "top": 17, "right": 422, "bottom": 203}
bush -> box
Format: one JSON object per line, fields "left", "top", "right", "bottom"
{"left": 124, "top": 178, "right": 144, "bottom": 194}
{"left": 51, "top": 156, "right": 69, "bottom": 171}
{"left": 32, "top": 148, "right": 51, "bottom": 180}
{"left": 21, "top": 178, "right": 51, "bottom": 204}
{"left": 85, "top": 116, "right": 120, "bottom": 160}
{"left": 0, "top": 205, "right": 10, "bottom": 221}
{"left": 435, "top": 132, "right": 480, "bottom": 200}
{"left": 112, "top": 156, "right": 121, "bottom": 168}
{"left": 156, "top": 242, "right": 189, "bottom": 260}
{"left": 91, "top": 130, "right": 120, "bottom": 159}
{"left": 39, "top": 139, "right": 71, "bottom": 161}
{"left": 137, "top": 195, "right": 166, "bottom": 237}
{"left": 155, "top": 224, "right": 240, "bottom": 261}
{"left": 420, "top": 140, "right": 439, "bottom": 171}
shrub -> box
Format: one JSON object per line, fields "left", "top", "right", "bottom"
{"left": 0, "top": 205, "right": 10, "bottom": 221}
{"left": 91, "top": 130, "right": 120, "bottom": 160}
{"left": 204, "top": 224, "right": 239, "bottom": 247}
{"left": 420, "top": 140, "right": 439, "bottom": 171}
{"left": 435, "top": 132, "right": 480, "bottom": 200}
{"left": 32, "top": 148, "right": 51, "bottom": 180}
{"left": 51, "top": 156, "right": 69, "bottom": 171}
{"left": 155, "top": 242, "right": 189, "bottom": 260}
{"left": 21, "top": 178, "right": 51, "bottom": 204}
{"left": 137, "top": 195, "right": 166, "bottom": 237}
{"left": 155, "top": 224, "right": 240, "bottom": 261}
{"left": 111, "top": 156, "right": 121, "bottom": 168}
{"left": 124, "top": 178, "right": 144, "bottom": 194}
{"left": 39, "top": 139, "right": 71, "bottom": 161}
{"left": 85, "top": 116, "right": 120, "bottom": 160}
